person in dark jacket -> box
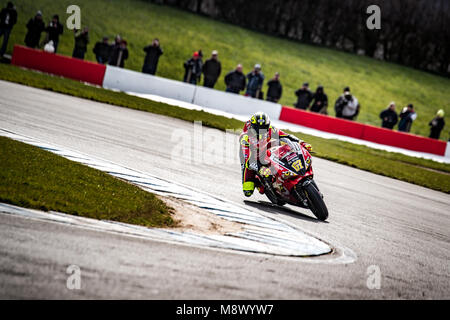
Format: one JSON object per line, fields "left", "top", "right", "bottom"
{"left": 0, "top": 2, "right": 17, "bottom": 57}
{"left": 24, "top": 11, "right": 45, "bottom": 49}
{"left": 266, "top": 72, "right": 282, "bottom": 103}
{"left": 183, "top": 51, "right": 202, "bottom": 84}
{"left": 202, "top": 50, "right": 221, "bottom": 88}
{"left": 72, "top": 27, "right": 89, "bottom": 60}
{"left": 310, "top": 85, "right": 328, "bottom": 114}
{"left": 108, "top": 39, "right": 129, "bottom": 68}
{"left": 93, "top": 36, "right": 111, "bottom": 64}
{"left": 246, "top": 64, "right": 264, "bottom": 98}
{"left": 45, "top": 14, "right": 63, "bottom": 53}
{"left": 398, "top": 104, "right": 417, "bottom": 132}
{"left": 294, "top": 82, "right": 313, "bottom": 110}
{"left": 379, "top": 102, "right": 398, "bottom": 129}
{"left": 334, "top": 87, "right": 360, "bottom": 120}
{"left": 224, "top": 64, "right": 246, "bottom": 94}
{"left": 142, "top": 38, "right": 163, "bottom": 75}
{"left": 429, "top": 109, "right": 445, "bottom": 139}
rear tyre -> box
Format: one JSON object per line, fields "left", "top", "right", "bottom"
{"left": 304, "top": 183, "right": 328, "bottom": 221}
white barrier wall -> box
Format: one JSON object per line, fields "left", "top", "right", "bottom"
{"left": 192, "top": 86, "right": 282, "bottom": 122}
{"left": 102, "top": 65, "right": 282, "bottom": 121}
{"left": 446, "top": 142, "right": 450, "bottom": 159}
{"left": 103, "top": 66, "right": 196, "bottom": 103}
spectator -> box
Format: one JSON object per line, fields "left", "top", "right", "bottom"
{"left": 24, "top": 11, "right": 45, "bottom": 49}
{"left": 398, "top": 104, "right": 417, "bottom": 132}
{"left": 142, "top": 38, "right": 163, "bottom": 75}
{"left": 294, "top": 82, "right": 313, "bottom": 110}
{"left": 310, "top": 85, "right": 328, "bottom": 114}
{"left": 335, "top": 87, "right": 360, "bottom": 120}
{"left": 379, "top": 102, "right": 398, "bottom": 129}
{"left": 0, "top": 2, "right": 17, "bottom": 57}
{"left": 202, "top": 50, "right": 221, "bottom": 88}
{"left": 93, "top": 36, "right": 111, "bottom": 64}
{"left": 109, "top": 39, "right": 128, "bottom": 68}
{"left": 246, "top": 64, "right": 264, "bottom": 99}
{"left": 183, "top": 51, "right": 202, "bottom": 84}
{"left": 72, "top": 27, "right": 89, "bottom": 60}
{"left": 429, "top": 109, "right": 445, "bottom": 139}
{"left": 224, "top": 64, "right": 246, "bottom": 94}
{"left": 266, "top": 72, "right": 282, "bottom": 103}
{"left": 45, "top": 14, "right": 63, "bottom": 53}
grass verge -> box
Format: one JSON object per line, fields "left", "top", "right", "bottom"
{"left": 0, "top": 136, "right": 175, "bottom": 227}
{"left": 0, "top": 63, "right": 449, "bottom": 193}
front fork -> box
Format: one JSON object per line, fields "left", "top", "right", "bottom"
{"left": 294, "top": 178, "right": 323, "bottom": 207}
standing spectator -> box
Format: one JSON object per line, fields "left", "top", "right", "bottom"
{"left": 45, "top": 14, "right": 63, "bottom": 53}
{"left": 142, "top": 38, "right": 163, "bottom": 75}
{"left": 398, "top": 104, "right": 417, "bottom": 132}
{"left": 334, "top": 87, "right": 360, "bottom": 120}
{"left": 93, "top": 36, "right": 111, "bottom": 64}
{"left": 109, "top": 39, "right": 128, "bottom": 68}
{"left": 294, "top": 82, "right": 313, "bottom": 110}
{"left": 246, "top": 64, "right": 264, "bottom": 99}
{"left": 379, "top": 102, "right": 398, "bottom": 129}
{"left": 224, "top": 64, "right": 246, "bottom": 94}
{"left": 72, "top": 27, "right": 89, "bottom": 60}
{"left": 429, "top": 109, "right": 445, "bottom": 139}
{"left": 202, "top": 50, "right": 221, "bottom": 88}
{"left": 24, "top": 11, "right": 45, "bottom": 49}
{"left": 183, "top": 51, "right": 202, "bottom": 84}
{"left": 266, "top": 72, "right": 282, "bottom": 103}
{"left": 0, "top": 2, "right": 17, "bottom": 57}
{"left": 310, "top": 85, "right": 328, "bottom": 114}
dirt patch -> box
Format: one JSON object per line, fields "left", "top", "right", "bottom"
{"left": 159, "top": 196, "right": 244, "bottom": 235}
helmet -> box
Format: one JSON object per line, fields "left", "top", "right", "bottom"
{"left": 250, "top": 112, "right": 271, "bottom": 139}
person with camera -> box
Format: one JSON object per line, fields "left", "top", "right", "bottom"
{"left": 45, "top": 14, "right": 63, "bottom": 53}
{"left": 72, "top": 27, "right": 89, "bottom": 60}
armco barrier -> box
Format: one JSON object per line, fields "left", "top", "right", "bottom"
{"left": 280, "top": 106, "right": 447, "bottom": 156}
{"left": 102, "top": 65, "right": 282, "bottom": 121}
{"left": 279, "top": 106, "right": 366, "bottom": 139}
{"left": 103, "top": 65, "right": 196, "bottom": 103}
{"left": 193, "top": 85, "right": 282, "bottom": 121}
{"left": 11, "top": 45, "right": 106, "bottom": 86}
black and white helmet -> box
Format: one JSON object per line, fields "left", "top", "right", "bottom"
{"left": 250, "top": 111, "right": 271, "bottom": 135}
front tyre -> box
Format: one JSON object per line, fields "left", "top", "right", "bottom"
{"left": 304, "top": 183, "right": 328, "bottom": 221}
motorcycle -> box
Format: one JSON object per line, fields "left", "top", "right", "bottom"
{"left": 255, "top": 138, "right": 328, "bottom": 221}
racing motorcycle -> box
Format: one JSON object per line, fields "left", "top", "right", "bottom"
{"left": 255, "top": 138, "right": 328, "bottom": 221}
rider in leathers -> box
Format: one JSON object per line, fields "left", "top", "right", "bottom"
{"left": 239, "top": 111, "right": 312, "bottom": 197}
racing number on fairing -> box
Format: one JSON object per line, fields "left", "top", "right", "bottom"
{"left": 291, "top": 159, "right": 303, "bottom": 172}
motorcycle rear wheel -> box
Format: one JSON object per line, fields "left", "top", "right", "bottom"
{"left": 304, "top": 183, "right": 328, "bottom": 221}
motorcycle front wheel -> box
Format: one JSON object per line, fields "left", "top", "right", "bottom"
{"left": 303, "top": 182, "right": 328, "bottom": 221}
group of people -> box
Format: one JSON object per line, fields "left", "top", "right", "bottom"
{"left": 379, "top": 102, "right": 445, "bottom": 139}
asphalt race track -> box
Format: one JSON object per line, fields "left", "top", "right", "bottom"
{"left": 0, "top": 80, "right": 449, "bottom": 299}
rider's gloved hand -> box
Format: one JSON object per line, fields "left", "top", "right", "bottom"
{"left": 302, "top": 142, "right": 313, "bottom": 153}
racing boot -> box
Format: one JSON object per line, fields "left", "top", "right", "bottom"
{"left": 243, "top": 181, "right": 255, "bottom": 197}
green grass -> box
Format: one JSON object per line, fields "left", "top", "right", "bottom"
{"left": 3, "top": 0, "right": 450, "bottom": 140}
{"left": 0, "top": 136, "right": 175, "bottom": 227}
{"left": 1, "top": 63, "right": 449, "bottom": 193}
